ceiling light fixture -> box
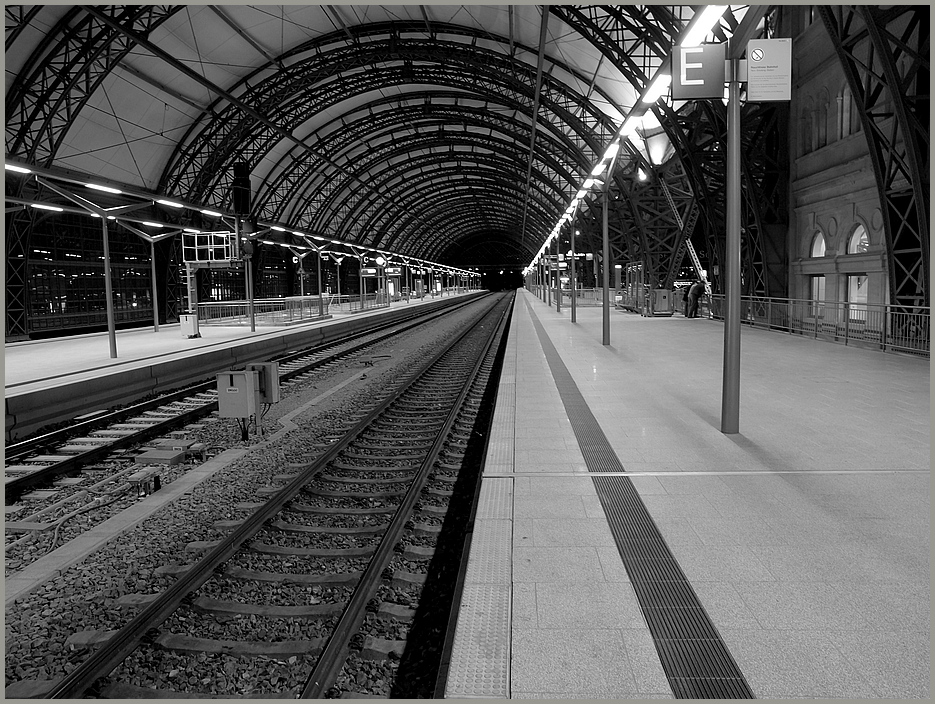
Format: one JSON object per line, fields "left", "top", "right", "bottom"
{"left": 680, "top": 5, "right": 729, "bottom": 47}
{"left": 87, "top": 183, "right": 122, "bottom": 194}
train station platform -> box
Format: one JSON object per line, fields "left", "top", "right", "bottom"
{"left": 4, "top": 294, "right": 464, "bottom": 392}
{"left": 445, "top": 288, "right": 929, "bottom": 699}
{"left": 4, "top": 293, "right": 471, "bottom": 441}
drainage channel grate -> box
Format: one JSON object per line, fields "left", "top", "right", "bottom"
{"left": 526, "top": 301, "right": 754, "bottom": 699}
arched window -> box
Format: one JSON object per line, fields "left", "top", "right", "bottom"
{"left": 810, "top": 232, "right": 826, "bottom": 257}
{"left": 847, "top": 225, "right": 869, "bottom": 254}
{"left": 840, "top": 84, "right": 852, "bottom": 138}
{"left": 817, "top": 88, "right": 829, "bottom": 148}
{"left": 801, "top": 97, "right": 814, "bottom": 155}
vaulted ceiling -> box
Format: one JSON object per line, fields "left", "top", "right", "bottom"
{"left": 6, "top": 4, "right": 743, "bottom": 271}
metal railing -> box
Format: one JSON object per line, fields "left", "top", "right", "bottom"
{"left": 196, "top": 296, "right": 331, "bottom": 326}
{"left": 551, "top": 287, "right": 605, "bottom": 306}
{"left": 708, "top": 295, "right": 929, "bottom": 357}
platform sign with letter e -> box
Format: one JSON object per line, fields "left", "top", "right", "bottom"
{"left": 747, "top": 38, "right": 791, "bottom": 101}
{"left": 671, "top": 43, "right": 725, "bottom": 99}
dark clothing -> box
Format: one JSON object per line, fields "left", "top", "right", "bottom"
{"left": 687, "top": 281, "right": 704, "bottom": 318}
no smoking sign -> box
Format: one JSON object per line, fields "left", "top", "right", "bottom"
{"left": 746, "top": 38, "right": 791, "bottom": 101}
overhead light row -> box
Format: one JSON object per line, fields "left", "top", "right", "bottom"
{"left": 5, "top": 162, "right": 476, "bottom": 278}
{"left": 523, "top": 5, "right": 729, "bottom": 277}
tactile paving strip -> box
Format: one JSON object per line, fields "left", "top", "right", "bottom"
{"left": 444, "top": 584, "right": 511, "bottom": 698}
{"left": 464, "top": 520, "right": 512, "bottom": 585}
{"left": 525, "top": 299, "right": 755, "bottom": 699}
{"left": 476, "top": 478, "right": 513, "bottom": 521}
{"left": 445, "top": 342, "right": 515, "bottom": 698}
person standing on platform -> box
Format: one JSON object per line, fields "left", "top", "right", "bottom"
{"left": 681, "top": 285, "right": 690, "bottom": 317}
{"left": 687, "top": 280, "right": 704, "bottom": 318}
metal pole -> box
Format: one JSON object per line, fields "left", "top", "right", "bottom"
{"left": 358, "top": 259, "right": 364, "bottom": 310}
{"left": 721, "top": 58, "right": 742, "bottom": 434}
{"left": 570, "top": 220, "right": 577, "bottom": 323}
{"left": 546, "top": 259, "right": 552, "bottom": 306}
{"left": 246, "top": 254, "right": 256, "bottom": 332}
{"left": 101, "top": 219, "right": 118, "bottom": 358}
{"left": 316, "top": 250, "right": 323, "bottom": 317}
{"left": 602, "top": 150, "right": 619, "bottom": 346}
{"left": 554, "top": 231, "right": 561, "bottom": 313}
{"left": 150, "top": 240, "right": 159, "bottom": 332}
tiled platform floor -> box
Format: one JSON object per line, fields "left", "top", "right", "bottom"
{"left": 4, "top": 293, "right": 462, "bottom": 392}
{"left": 445, "top": 288, "right": 929, "bottom": 699}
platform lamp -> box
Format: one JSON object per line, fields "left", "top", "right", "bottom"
{"left": 331, "top": 253, "right": 345, "bottom": 309}
{"left": 231, "top": 162, "right": 255, "bottom": 331}
{"left": 299, "top": 235, "right": 327, "bottom": 317}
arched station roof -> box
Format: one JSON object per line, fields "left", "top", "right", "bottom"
{"left": 5, "top": 4, "right": 929, "bottom": 309}
{"left": 5, "top": 4, "right": 747, "bottom": 269}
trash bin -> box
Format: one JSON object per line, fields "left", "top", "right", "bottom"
{"left": 180, "top": 314, "right": 200, "bottom": 338}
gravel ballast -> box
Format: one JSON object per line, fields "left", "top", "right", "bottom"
{"left": 5, "top": 300, "right": 490, "bottom": 695}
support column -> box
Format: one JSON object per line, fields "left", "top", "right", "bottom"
{"left": 150, "top": 240, "right": 160, "bottom": 332}
{"left": 721, "top": 59, "right": 742, "bottom": 434}
{"left": 101, "top": 219, "right": 117, "bottom": 358}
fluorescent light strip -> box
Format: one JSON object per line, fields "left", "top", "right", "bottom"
{"left": 87, "top": 183, "right": 122, "bottom": 194}
{"left": 680, "top": 5, "right": 728, "bottom": 48}
{"left": 641, "top": 74, "right": 672, "bottom": 103}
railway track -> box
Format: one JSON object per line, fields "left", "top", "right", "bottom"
{"left": 4, "top": 295, "right": 489, "bottom": 504}
{"left": 41, "top": 292, "right": 512, "bottom": 698}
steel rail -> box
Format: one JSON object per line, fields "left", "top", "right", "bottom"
{"left": 6, "top": 296, "right": 487, "bottom": 497}
{"left": 301, "top": 296, "right": 511, "bottom": 697}
{"left": 46, "top": 294, "right": 504, "bottom": 698}
{"left": 5, "top": 401, "right": 216, "bottom": 502}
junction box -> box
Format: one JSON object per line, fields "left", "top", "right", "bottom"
{"left": 216, "top": 370, "right": 260, "bottom": 419}
{"left": 245, "top": 362, "right": 281, "bottom": 403}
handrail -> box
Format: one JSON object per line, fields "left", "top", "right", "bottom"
{"left": 708, "top": 294, "right": 929, "bottom": 357}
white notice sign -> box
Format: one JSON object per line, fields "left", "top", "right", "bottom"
{"left": 746, "top": 38, "right": 792, "bottom": 101}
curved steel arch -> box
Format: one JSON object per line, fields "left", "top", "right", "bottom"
{"left": 264, "top": 104, "right": 582, "bottom": 238}
{"left": 5, "top": 5, "right": 183, "bottom": 166}
{"left": 439, "top": 228, "right": 534, "bottom": 264}
{"left": 818, "top": 4, "right": 929, "bottom": 309}
{"left": 299, "top": 132, "right": 570, "bottom": 247}
{"left": 389, "top": 184, "right": 557, "bottom": 262}
{"left": 343, "top": 158, "right": 558, "bottom": 257}
{"left": 160, "top": 23, "right": 619, "bottom": 215}
{"left": 556, "top": 4, "right": 788, "bottom": 297}
{"left": 255, "top": 93, "right": 584, "bottom": 228}
{"left": 4, "top": 5, "right": 183, "bottom": 338}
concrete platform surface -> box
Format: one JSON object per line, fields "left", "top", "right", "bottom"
{"left": 445, "top": 288, "right": 929, "bottom": 700}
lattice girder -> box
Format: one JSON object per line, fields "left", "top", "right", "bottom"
{"left": 256, "top": 94, "right": 583, "bottom": 231}
{"left": 350, "top": 161, "right": 558, "bottom": 257}
{"left": 161, "top": 24, "right": 618, "bottom": 211}
{"left": 5, "top": 5, "right": 182, "bottom": 167}
{"left": 284, "top": 122, "right": 574, "bottom": 238}
{"left": 818, "top": 4, "right": 929, "bottom": 309}
{"left": 304, "top": 135, "right": 568, "bottom": 249}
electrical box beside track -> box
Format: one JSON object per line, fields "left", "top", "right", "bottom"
{"left": 216, "top": 370, "right": 260, "bottom": 419}
{"left": 246, "top": 362, "right": 281, "bottom": 404}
